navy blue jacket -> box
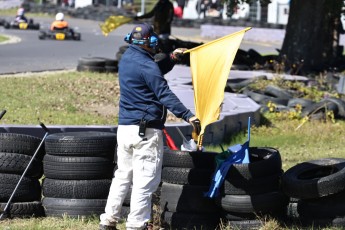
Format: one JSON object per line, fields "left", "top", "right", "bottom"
{"left": 118, "top": 45, "right": 194, "bottom": 129}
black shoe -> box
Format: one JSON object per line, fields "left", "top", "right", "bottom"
{"left": 143, "top": 222, "right": 153, "bottom": 230}
{"left": 99, "top": 224, "right": 117, "bottom": 230}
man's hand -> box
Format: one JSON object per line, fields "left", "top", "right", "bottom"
{"left": 171, "top": 48, "right": 187, "bottom": 62}
{"left": 189, "top": 116, "right": 201, "bottom": 135}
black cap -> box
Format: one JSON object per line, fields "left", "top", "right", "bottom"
{"left": 131, "top": 23, "right": 154, "bottom": 40}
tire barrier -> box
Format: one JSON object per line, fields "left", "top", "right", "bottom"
{"left": 282, "top": 158, "right": 345, "bottom": 199}
{"left": 77, "top": 57, "right": 118, "bottom": 73}
{"left": 1, "top": 130, "right": 345, "bottom": 228}
{"left": 233, "top": 81, "right": 345, "bottom": 121}
{"left": 281, "top": 158, "right": 345, "bottom": 228}
{"left": 160, "top": 150, "right": 221, "bottom": 229}
{"left": 0, "top": 133, "right": 45, "bottom": 219}
{"left": 42, "top": 131, "right": 117, "bottom": 218}
{"left": 217, "top": 147, "right": 289, "bottom": 229}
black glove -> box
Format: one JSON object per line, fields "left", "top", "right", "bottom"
{"left": 189, "top": 116, "right": 201, "bottom": 135}
{"left": 134, "top": 16, "right": 139, "bottom": 20}
{"left": 171, "top": 48, "right": 187, "bottom": 62}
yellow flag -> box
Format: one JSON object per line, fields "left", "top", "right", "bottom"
{"left": 184, "top": 27, "right": 251, "bottom": 147}
{"left": 100, "top": 15, "right": 133, "bottom": 36}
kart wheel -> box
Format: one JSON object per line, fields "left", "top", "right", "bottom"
{"left": 74, "top": 33, "right": 81, "bottom": 41}
{"left": 38, "top": 31, "right": 46, "bottom": 40}
{"left": 4, "top": 22, "right": 10, "bottom": 29}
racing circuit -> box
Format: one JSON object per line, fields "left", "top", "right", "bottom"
{"left": 0, "top": 16, "right": 280, "bottom": 75}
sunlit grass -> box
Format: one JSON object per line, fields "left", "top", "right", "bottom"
{"left": 0, "top": 35, "right": 8, "bottom": 43}
{"left": 0, "top": 71, "right": 119, "bottom": 126}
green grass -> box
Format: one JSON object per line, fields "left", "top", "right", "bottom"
{"left": 0, "top": 71, "right": 345, "bottom": 229}
{"left": 0, "top": 35, "right": 8, "bottom": 43}
{"left": 0, "top": 71, "right": 119, "bottom": 126}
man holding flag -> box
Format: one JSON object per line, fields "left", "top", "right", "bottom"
{"left": 99, "top": 23, "right": 201, "bottom": 230}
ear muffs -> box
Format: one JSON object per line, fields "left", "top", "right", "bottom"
{"left": 124, "top": 32, "right": 159, "bottom": 49}
{"left": 148, "top": 34, "right": 158, "bottom": 48}
{"left": 124, "top": 33, "right": 131, "bottom": 43}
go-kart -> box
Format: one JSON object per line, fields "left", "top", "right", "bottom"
{"left": 0, "top": 18, "right": 5, "bottom": 26}
{"left": 3, "top": 19, "right": 40, "bottom": 30}
{"left": 38, "top": 28, "right": 81, "bottom": 41}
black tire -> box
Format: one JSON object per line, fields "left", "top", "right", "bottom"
{"left": 74, "top": 32, "right": 81, "bottom": 41}
{"left": 226, "top": 75, "right": 267, "bottom": 92}
{"left": 161, "top": 211, "right": 221, "bottom": 230}
{"left": 104, "top": 58, "right": 118, "bottom": 67}
{"left": 287, "top": 98, "right": 314, "bottom": 108}
{"left": 77, "top": 64, "right": 106, "bottom": 73}
{"left": 0, "top": 173, "right": 41, "bottom": 202}
{"left": 43, "top": 154, "right": 115, "bottom": 180}
{"left": 38, "top": 31, "right": 46, "bottom": 40}
{"left": 0, "top": 133, "right": 45, "bottom": 160}
{"left": 297, "top": 189, "right": 345, "bottom": 218}
{"left": 242, "top": 89, "right": 289, "bottom": 106}
{"left": 226, "top": 147, "right": 282, "bottom": 180}
{"left": 281, "top": 158, "right": 345, "bottom": 199}
{"left": 301, "top": 100, "right": 338, "bottom": 118}
{"left": 0, "top": 152, "right": 43, "bottom": 178}
{"left": 4, "top": 22, "right": 10, "bottom": 29}
{"left": 216, "top": 191, "right": 289, "bottom": 214}
{"left": 42, "top": 197, "right": 106, "bottom": 218}
{"left": 223, "top": 171, "right": 283, "bottom": 195}
{"left": 0, "top": 201, "right": 44, "bottom": 219}
{"left": 264, "top": 85, "right": 293, "bottom": 99}
{"left": 78, "top": 57, "right": 106, "bottom": 67}
{"left": 161, "top": 167, "right": 214, "bottom": 186}
{"left": 44, "top": 131, "right": 116, "bottom": 158}
{"left": 163, "top": 150, "right": 218, "bottom": 169}
{"left": 104, "top": 59, "right": 118, "bottom": 73}
{"left": 160, "top": 182, "right": 220, "bottom": 213}
{"left": 221, "top": 210, "right": 258, "bottom": 221}
{"left": 42, "top": 178, "right": 111, "bottom": 199}
{"left": 33, "top": 23, "right": 40, "bottom": 30}
{"left": 105, "top": 65, "right": 118, "bottom": 73}
{"left": 323, "top": 97, "right": 345, "bottom": 118}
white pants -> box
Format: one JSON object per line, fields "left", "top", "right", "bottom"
{"left": 100, "top": 125, "right": 163, "bottom": 230}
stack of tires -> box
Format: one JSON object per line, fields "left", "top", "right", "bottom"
{"left": 282, "top": 158, "right": 345, "bottom": 228}
{"left": 77, "top": 57, "right": 118, "bottom": 73}
{"left": 0, "top": 133, "right": 45, "bottom": 218}
{"left": 160, "top": 150, "right": 222, "bottom": 229}
{"left": 216, "top": 147, "right": 289, "bottom": 229}
{"left": 42, "top": 131, "right": 117, "bottom": 218}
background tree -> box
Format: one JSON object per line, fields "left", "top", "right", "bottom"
{"left": 227, "top": 0, "right": 345, "bottom": 73}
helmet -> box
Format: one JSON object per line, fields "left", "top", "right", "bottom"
{"left": 17, "top": 8, "right": 24, "bottom": 16}
{"left": 55, "top": 12, "right": 64, "bottom": 21}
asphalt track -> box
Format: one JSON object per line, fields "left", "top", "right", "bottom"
{"left": 0, "top": 16, "right": 281, "bottom": 75}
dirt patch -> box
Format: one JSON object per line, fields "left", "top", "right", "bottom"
{"left": 85, "top": 104, "right": 118, "bottom": 118}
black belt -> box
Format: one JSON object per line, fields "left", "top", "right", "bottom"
{"left": 146, "top": 120, "right": 163, "bottom": 129}
{"left": 136, "top": 120, "right": 162, "bottom": 129}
